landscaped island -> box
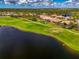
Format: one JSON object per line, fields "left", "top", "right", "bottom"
{"left": 0, "top": 9, "right": 79, "bottom": 53}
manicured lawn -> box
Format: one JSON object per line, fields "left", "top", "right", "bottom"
{"left": 0, "top": 16, "right": 79, "bottom": 52}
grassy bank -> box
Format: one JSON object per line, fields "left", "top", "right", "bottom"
{"left": 0, "top": 16, "right": 79, "bottom": 52}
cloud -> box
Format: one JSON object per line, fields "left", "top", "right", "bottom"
{"left": 18, "top": 0, "right": 27, "bottom": 4}
{"left": 4, "top": 0, "right": 20, "bottom": 4}
{"left": 4, "top": 0, "right": 51, "bottom": 4}
{"left": 65, "top": 0, "right": 72, "bottom": 2}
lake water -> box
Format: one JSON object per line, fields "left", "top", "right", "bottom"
{"left": 0, "top": 26, "right": 79, "bottom": 59}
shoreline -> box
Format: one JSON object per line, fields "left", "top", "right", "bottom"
{"left": 0, "top": 16, "right": 79, "bottom": 54}
{"left": 0, "top": 25, "right": 79, "bottom": 55}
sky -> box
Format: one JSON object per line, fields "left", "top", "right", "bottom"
{"left": 53, "top": 0, "right": 68, "bottom": 2}
{"left": 0, "top": 0, "right": 79, "bottom": 8}
{"left": 1, "top": 0, "right": 69, "bottom": 3}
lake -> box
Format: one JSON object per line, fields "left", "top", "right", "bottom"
{"left": 0, "top": 26, "right": 79, "bottom": 59}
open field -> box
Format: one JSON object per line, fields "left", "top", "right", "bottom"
{"left": 0, "top": 16, "right": 79, "bottom": 52}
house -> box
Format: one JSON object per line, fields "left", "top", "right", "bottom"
{"left": 62, "top": 14, "right": 72, "bottom": 17}
{"left": 39, "top": 15, "right": 62, "bottom": 23}
{"left": 56, "top": 15, "right": 64, "bottom": 19}
{"left": 39, "top": 15, "right": 53, "bottom": 22}
{"left": 51, "top": 14, "right": 57, "bottom": 18}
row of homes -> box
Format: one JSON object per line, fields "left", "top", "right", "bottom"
{"left": 38, "top": 14, "right": 76, "bottom": 29}
{"left": 0, "top": 12, "right": 36, "bottom": 17}
{"left": 0, "top": 11, "right": 77, "bottom": 29}
{"left": 39, "top": 14, "right": 73, "bottom": 22}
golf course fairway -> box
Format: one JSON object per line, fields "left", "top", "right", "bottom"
{"left": 0, "top": 16, "right": 79, "bottom": 53}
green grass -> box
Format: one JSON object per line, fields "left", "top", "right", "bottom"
{"left": 0, "top": 16, "right": 79, "bottom": 52}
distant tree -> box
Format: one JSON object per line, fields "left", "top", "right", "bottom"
{"left": 29, "top": 17, "right": 37, "bottom": 21}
